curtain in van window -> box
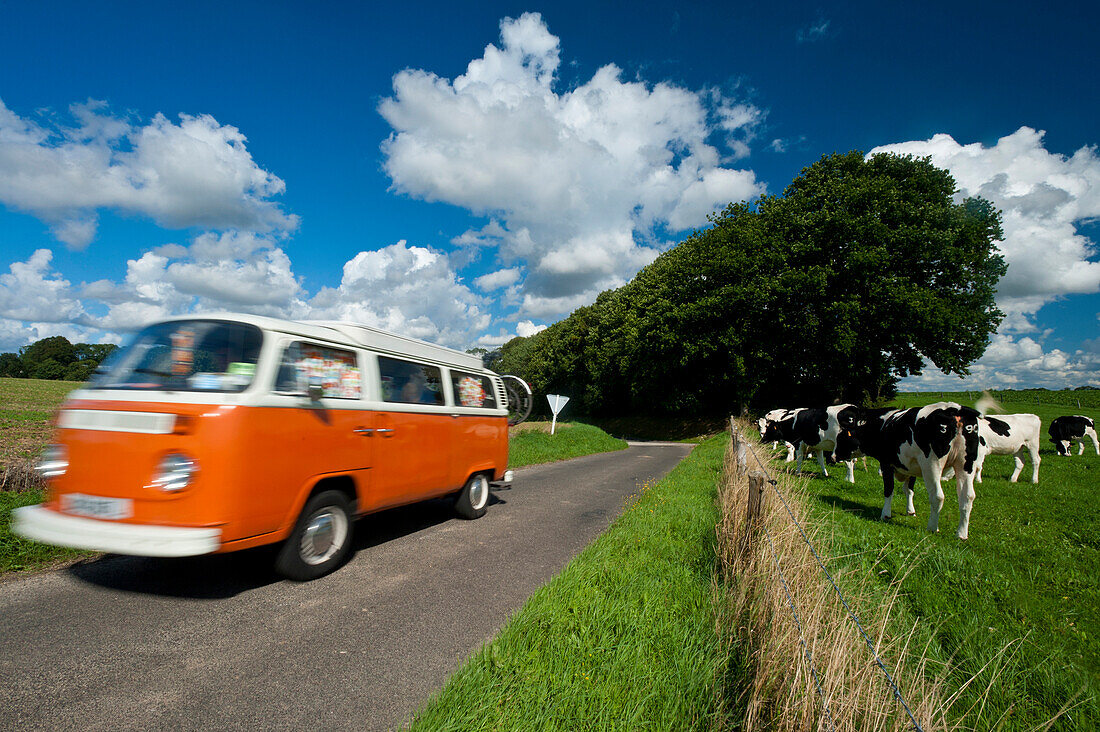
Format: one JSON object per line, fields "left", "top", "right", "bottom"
{"left": 276, "top": 342, "right": 361, "bottom": 399}
{"left": 449, "top": 371, "right": 498, "bottom": 409}
{"left": 378, "top": 357, "right": 444, "bottom": 406}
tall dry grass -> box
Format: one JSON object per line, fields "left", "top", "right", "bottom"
{"left": 0, "top": 460, "right": 42, "bottom": 492}
{"left": 716, "top": 421, "right": 967, "bottom": 732}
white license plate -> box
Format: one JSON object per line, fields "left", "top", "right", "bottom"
{"left": 60, "top": 493, "right": 133, "bottom": 520}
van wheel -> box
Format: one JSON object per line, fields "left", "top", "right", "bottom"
{"left": 454, "top": 473, "right": 490, "bottom": 520}
{"left": 275, "top": 490, "right": 353, "bottom": 581}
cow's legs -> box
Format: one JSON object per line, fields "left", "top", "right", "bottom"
{"left": 881, "top": 470, "right": 895, "bottom": 519}
{"left": 955, "top": 462, "right": 976, "bottom": 540}
{"left": 1009, "top": 448, "right": 1024, "bottom": 483}
{"left": 1087, "top": 427, "right": 1100, "bottom": 455}
{"left": 1078, "top": 439, "right": 1085, "bottom": 456}
{"left": 844, "top": 460, "right": 855, "bottom": 484}
{"left": 816, "top": 448, "right": 828, "bottom": 477}
{"left": 923, "top": 465, "right": 946, "bottom": 534}
{"left": 794, "top": 444, "right": 805, "bottom": 473}
{"left": 1029, "top": 443, "right": 1041, "bottom": 483}
{"left": 904, "top": 477, "right": 916, "bottom": 515}
{"left": 784, "top": 443, "right": 795, "bottom": 462}
{"left": 1009, "top": 455, "right": 1023, "bottom": 483}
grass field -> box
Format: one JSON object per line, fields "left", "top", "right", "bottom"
{"left": 408, "top": 435, "right": 724, "bottom": 731}
{"left": 759, "top": 394, "right": 1100, "bottom": 729}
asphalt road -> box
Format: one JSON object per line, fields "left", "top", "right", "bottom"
{"left": 0, "top": 442, "right": 693, "bottom": 732}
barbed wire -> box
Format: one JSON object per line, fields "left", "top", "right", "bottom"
{"left": 759, "top": 506, "right": 838, "bottom": 731}
{"left": 736, "top": 422, "right": 924, "bottom": 732}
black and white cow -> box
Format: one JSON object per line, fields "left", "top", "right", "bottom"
{"left": 974, "top": 414, "right": 1041, "bottom": 483}
{"left": 837, "top": 402, "right": 982, "bottom": 539}
{"left": 1048, "top": 416, "right": 1099, "bottom": 456}
{"left": 761, "top": 404, "right": 860, "bottom": 482}
{"left": 758, "top": 408, "right": 796, "bottom": 462}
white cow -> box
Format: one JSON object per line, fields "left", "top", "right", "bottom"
{"left": 974, "top": 414, "right": 1041, "bottom": 484}
{"left": 758, "top": 408, "right": 795, "bottom": 462}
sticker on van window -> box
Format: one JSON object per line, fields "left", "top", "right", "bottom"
{"left": 170, "top": 327, "right": 195, "bottom": 376}
{"left": 299, "top": 347, "right": 360, "bottom": 399}
{"left": 458, "top": 376, "right": 486, "bottom": 407}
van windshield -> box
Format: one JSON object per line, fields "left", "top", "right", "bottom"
{"left": 88, "top": 320, "right": 263, "bottom": 392}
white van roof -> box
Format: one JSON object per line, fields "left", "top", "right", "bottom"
{"left": 160, "top": 313, "right": 485, "bottom": 371}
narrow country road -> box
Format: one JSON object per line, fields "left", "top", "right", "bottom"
{"left": 0, "top": 442, "right": 692, "bottom": 732}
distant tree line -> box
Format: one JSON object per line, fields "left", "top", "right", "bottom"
{"left": 0, "top": 336, "right": 118, "bottom": 382}
{"left": 494, "top": 152, "right": 1008, "bottom": 417}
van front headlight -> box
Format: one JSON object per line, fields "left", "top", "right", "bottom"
{"left": 150, "top": 453, "right": 198, "bottom": 493}
{"left": 35, "top": 444, "right": 68, "bottom": 479}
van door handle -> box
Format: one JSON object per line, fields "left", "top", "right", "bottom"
{"left": 353, "top": 427, "right": 374, "bottom": 436}
{"left": 376, "top": 428, "right": 395, "bottom": 437}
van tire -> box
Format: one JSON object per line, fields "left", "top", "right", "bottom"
{"left": 454, "top": 473, "right": 490, "bottom": 520}
{"left": 275, "top": 490, "right": 354, "bottom": 581}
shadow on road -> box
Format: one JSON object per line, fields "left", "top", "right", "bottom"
{"left": 67, "top": 493, "right": 509, "bottom": 598}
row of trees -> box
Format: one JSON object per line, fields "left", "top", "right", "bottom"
{"left": 0, "top": 336, "right": 117, "bottom": 382}
{"left": 494, "top": 152, "right": 1007, "bottom": 416}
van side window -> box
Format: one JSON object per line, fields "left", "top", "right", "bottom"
{"left": 275, "top": 342, "right": 361, "bottom": 399}
{"left": 450, "top": 371, "right": 498, "bottom": 409}
{"left": 378, "top": 357, "right": 444, "bottom": 406}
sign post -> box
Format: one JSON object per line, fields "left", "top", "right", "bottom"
{"left": 546, "top": 394, "right": 570, "bottom": 435}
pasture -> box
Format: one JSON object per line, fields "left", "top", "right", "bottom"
{"left": 765, "top": 393, "right": 1100, "bottom": 729}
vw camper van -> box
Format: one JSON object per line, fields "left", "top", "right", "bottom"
{"left": 13, "top": 314, "right": 514, "bottom": 580}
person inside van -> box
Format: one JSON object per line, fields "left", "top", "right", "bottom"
{"left": 401, "top": 369, "right": 436, "bottom": 404}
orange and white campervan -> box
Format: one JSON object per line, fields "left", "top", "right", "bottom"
{"left": 14, "top": 314, "right": 517, "bottom": 580}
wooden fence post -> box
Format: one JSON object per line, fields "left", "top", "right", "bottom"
{"left": 741, "top": 470, "right": 767, "bottom": 560}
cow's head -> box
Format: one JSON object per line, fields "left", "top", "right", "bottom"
{"left": 833, "top": 427, "right": 860, "bottom": 462}
{"left": 926, "top": 405, "right": 981, "bottom": 467}
{"left": 761, "top": 420, "right": 782, "bottom": 444}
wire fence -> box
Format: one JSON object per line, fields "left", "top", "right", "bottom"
{"left": 730, "top": 417, "right": 924, "bottom": 732}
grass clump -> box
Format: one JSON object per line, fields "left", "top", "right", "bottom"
{"left": 508, "top": 421, "right": 628, "bottom": 468}
{"left": 409, "top": 435, "right": 726, "bottom": 731}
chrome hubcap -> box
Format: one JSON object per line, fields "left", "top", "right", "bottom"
{"left": 300, "top": 508, "right": 348, "bottom": 565}
{"left": 470, "top": 476, "right": 488, "bottom": 510}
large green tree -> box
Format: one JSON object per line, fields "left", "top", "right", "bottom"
{"left": 498, "top": 152, "right": 1006, "bottom": 414}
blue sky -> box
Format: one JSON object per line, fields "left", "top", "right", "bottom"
{"left": 1, "top": 1, "right": 1098, "bottom": 389}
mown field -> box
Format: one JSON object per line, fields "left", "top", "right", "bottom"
{"left": 764, "top": 393, "right": 1100, "bottom": 729}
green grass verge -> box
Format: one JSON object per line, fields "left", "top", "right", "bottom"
{"left": 409, "top": 434, "right": 726, "bottom": 731}
{"left": 508, "top": 422, "right": 629, "bottom": 468}
{"left": 0, "top": 488, "right": 83, "bottom": 573}
{"left": 776, "top": 396, "right": 1100, "bottom": 729}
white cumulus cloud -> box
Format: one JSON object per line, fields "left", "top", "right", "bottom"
{"left": 379, "top": 12, "right": 764, "bottom": 320}
{"left": 871, "top": 127, "right": 1100, "bottom": 332}
{"left": 901, "top": 333, "right": 1100, "bottom": 391}
{"left": 308, "top": 240, "right": 490, "bottom": 348}
{"left": 0, "top": 99, "right": 298, "bottom": 248}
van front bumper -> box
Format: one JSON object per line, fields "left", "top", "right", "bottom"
{"left": 12, "top": 505, "right": 221, "bottom": 557}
